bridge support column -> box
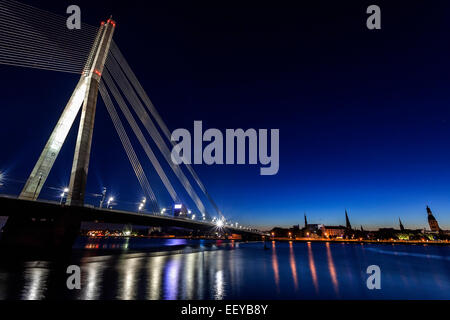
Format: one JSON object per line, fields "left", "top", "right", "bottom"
{"left": 0, "top": 198, "right": 82, "bottom": 256}
{"left": 67, "top": 20, "right": 115, "bottom": 206}
{"left": 18, "top": 78, "right": 88, "bottom": 201}
{"left": 19, "top": 19, "right": 115, "bottom": 203}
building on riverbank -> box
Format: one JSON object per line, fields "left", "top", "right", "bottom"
{"left": 320, "top": 225, "right": 346, "bottom": 238}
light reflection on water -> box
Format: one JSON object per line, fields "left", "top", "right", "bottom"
{"left": 325, "top": 242, "right": 339, "bottom": 296}
{"left": 117, "top": 255, "right": 142, "bottom": 300}
{"left": 164, "top": 255, "right": 181, "bottom": 300}
{"left": 271, "top": 241, "right": 280, "bottom": 293}
{"left": 82, "top": 261, "right": 103, "bottom": 300}
{"left": 307, "top": 242, "right": 319, "bottom": 294}
{"left": 289, "top": 241, "right": 299, "bottom": 291}
{"left": 21, "top": 263, "right": 50, "bottom": 301}
{"left": 0, "top": 240, "right": 449, "bottom": 300}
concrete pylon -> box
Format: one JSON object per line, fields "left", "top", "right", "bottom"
{"left": 67, "top": 19, "right": 115, "bottom": 206}
{"left": 19, "top": 19, "right": 115, "bottom": 202}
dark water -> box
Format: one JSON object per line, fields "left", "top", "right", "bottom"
{"left": 0, "top": 238, "right": 449, "bottom": 300}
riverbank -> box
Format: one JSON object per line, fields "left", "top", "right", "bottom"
{"left": 81, "top": 235, "right": 450, "bottom": 246}
{"left": 269, "top": 237, "right": 450, "bottom": 245}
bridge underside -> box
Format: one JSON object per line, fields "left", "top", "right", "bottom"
{"left": 0, "top": 197, "right": 262, "bottom": 253}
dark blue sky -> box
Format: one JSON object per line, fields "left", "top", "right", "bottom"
{"left": 1, "top": 0, "right": 450, "bottom": 230}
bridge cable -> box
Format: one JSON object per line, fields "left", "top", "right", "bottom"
{"left": 0, "top": 0, "right": 98, "bottom": 34}
{"left": 100, "top": 81, "right": 160, "bottom": 213}
{"left": 105, "top": 55, "right": 209, "bottom": 217}
{"left": 99, "top": 81, "right": 160, "bottom": 213}
{"left": 102, "top": 68, "right": 180, "bottom": 204}
{"left": 0, "top": 0, "right": 98, "bottom": 73}
{"left": 110, "top": 42, "right": 223, "bottom": 218}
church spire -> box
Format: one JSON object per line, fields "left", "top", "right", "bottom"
{"left": 345, "top": 209, "right": 352, "bottom": 230}
{"left": 427, "top": 206, "right": 441, "bottom": 233}
{"left": 399, "top": 218, "right": 405, "bottom": 232}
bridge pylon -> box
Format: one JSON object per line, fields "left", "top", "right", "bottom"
{"left": 19, "top": 19, "right": 116, "bottom": 204}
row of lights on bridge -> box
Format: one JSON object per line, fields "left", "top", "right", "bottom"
{"left": 52, "top": 185, "right": 255, "bottom": 231}
{"left": 59, "top": 186, "right": 114, "bottom": 208}
{"left": 0, "top": 174, "right": 258, "bottom": 232}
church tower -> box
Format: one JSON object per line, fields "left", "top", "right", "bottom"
{"left": 345, "top": 210, "right": 352, "bottom": 230}
{"left": 427, "top": 206, "right": 441, "bottom": 233}
{"left": 399, "top": 218, "right": 405, "bottom": 232}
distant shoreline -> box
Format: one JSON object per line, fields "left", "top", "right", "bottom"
{"left": 79, "top": 235, "right": 450, "bottom": 246}
{"left": 268, "top": 238, "right": 450, "bottom": 246}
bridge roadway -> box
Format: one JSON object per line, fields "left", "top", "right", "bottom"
{"left": 0, "top": 196, "right": 264, "bottom": 252}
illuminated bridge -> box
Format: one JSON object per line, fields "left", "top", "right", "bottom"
{"left": 0, "top": 0, "right": 264, "bottom": 251}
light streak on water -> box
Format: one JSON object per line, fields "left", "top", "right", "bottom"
{"left": 307, "top": 242, "right": 319, "bottom": 294}
{"left": 325, "top": 242, "right": 339, "bottom": 296}
{"left": 289, "top": 241, "right": 299, "bottom": 291}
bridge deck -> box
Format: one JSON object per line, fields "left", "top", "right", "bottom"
{"left": 0, "top": 196, "right": 262, "bottom": 237}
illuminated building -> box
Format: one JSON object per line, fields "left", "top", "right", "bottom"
{"left": 321, "top": 225, "right": 346, "bottom": 238}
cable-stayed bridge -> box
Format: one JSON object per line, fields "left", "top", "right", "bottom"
{"left": 0, "top": 0, "right": 263, "bottom": 250}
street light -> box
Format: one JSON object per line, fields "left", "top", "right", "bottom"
{"left": 60, "top": 187, "right": 69, "bottom": 205}
{"left": 107, "top": 197, "right": 114, "bottom": 209}
{"left": 216, "top": 219, "right": 224, "bottom": 228}
{"left": 138, "top": 197, "right": 146, "bottom": 212}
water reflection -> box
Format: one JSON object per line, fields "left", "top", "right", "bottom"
{"left": 214, "top": 250, "right": 225, "bottom": 300}
{"left": 183, "top": 253, "right": 195, "bottom": 300}
{"left": 82, "top": 262, "right": 102, "bottom": 300}
{"left": 325, "top": 242, "right": 339, "bottom": 296}
{"left": 1, "top": 240, "right": 449, "bottom": 300}
{"left": 166, "top": 239, "right": 188, "bottom": 246}
{"left": 164, "top": 255, "right": 181, "bottom": 300}
{"left": 147, "top": 255, "right": 166, "bottom": 300}
{"left": 196, "top": 251, "right": 205, "bottom": 300}
{"left": 271, "top": 241, "right": 280, "bottom": 292}
{"left": 289, "top": 241, "right": 299, "bottom": 291}
{"left": 117, "top": 256, "right": 142, "bottom": 300}
{"left": 21, "top": 263, "right": 49, "bottom": 300}
{"left": 307, "top": 242, "right": 319, "bottom": 294}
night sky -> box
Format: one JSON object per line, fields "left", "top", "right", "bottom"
{"left": 1, "top": 0, "right": 450, "bottom": 230}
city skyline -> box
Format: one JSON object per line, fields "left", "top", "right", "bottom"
{"left": 268, "top": 206, "right": 448, "bottom": 232}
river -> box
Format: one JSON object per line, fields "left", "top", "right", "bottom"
{"left": 0, "top": 238, "right": 448, "bottom": 300}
